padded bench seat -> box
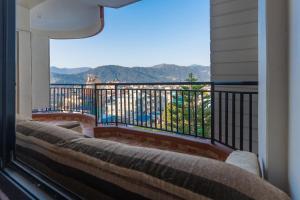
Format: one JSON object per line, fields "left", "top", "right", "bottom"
{"left": 16, "top": 120, "right": 289, "bottom": 200}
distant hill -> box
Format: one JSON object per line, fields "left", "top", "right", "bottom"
{"left": 50, "top": 64, "right": 210, "bottom": 84}
{"left": 51, "top": 66, "right": 91, "bottom": 75}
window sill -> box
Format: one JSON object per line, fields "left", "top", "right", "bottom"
{"left": 0, "top": 160, "right": 81, "bottom": 200}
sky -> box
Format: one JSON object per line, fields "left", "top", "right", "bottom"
{"left": 50, "top": 0, "right": 210, "bottom": 68}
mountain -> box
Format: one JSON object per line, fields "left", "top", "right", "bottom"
{"left": 50, "top": 64, "right": 210, "bottom": 84}
{"left": 51, "top": 66, "right": 91, "bottom": 75}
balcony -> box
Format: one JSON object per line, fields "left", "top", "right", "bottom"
{"left": 0, "top": 0, "right": 295, "bottom": 198}
{"left": 33, "top": 81, "right": 258, "bottom": 154}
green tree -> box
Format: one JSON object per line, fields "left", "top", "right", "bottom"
{"left": 163, "top": 73, "right": 211, "bottom": 137}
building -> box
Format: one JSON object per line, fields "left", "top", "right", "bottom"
{"left": 86, "top": 74, "right": 102, "bottom": 85}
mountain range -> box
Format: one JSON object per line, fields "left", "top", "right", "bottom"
{"left": 50, "top": 64, "right": 210, "bottom": 84}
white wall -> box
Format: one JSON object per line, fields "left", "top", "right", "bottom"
{"left": 258, "top": 0, "right": 289, "bottom": 194}
{"left": 16, "top": 5, "right": 32, "bottom": 117}
{"left": 17, "top": 5, "right": 50, "bottom": 115}
{"left": 289, "top": 0, "right": 300, "bottom": 198}
{"left": 17, "top": 31, "right": 32, "bottom": 117}
{"left": 31, "top": 33, "right": 50, "bottom": 110}
{"left": 259, "top": 0, "right": 300, "bottom": 198}
{"left": 210, "top": 0, "right": 259, "bottom": 153}
{"left": 211, "top": 0, "right": 258, "bottom": 81}
{"left": 258, "top": 0, "right": 267, "bottom": 182}
{"left": 16, "top": 5, "right": 30, "bottom": 31}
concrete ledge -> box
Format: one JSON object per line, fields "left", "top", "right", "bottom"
{"left": 94, "top": 126, "right": 232, "bottom": 161}
{"left": 32, "top": 112, "right": 95, "bottom": 127}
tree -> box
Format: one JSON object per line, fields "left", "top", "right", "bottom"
{"left": 162, "top": 73, "right": 211, "bottom": 137}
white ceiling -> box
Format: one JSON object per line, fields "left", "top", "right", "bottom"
{"left": 17, "top": 0, "right": 140, "bottom": 9}
{"left": 77, "top": 0, "right": 140, "bottom": 8}
{"left": 17, "top": 0, "right": 45, "bottom": 9}
{"left": 21, "top": 0, "right": 140, "bottom": 38}
{"left": 31, "top": 0, "right": 100, "bottom": 32}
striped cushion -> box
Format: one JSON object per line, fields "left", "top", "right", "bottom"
{"left": 16, "top": 120, "right": 290, "bottom": 200}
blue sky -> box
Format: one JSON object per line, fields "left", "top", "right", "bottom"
{"left": 50, "top": 0, "right": 210, "bottom": 68}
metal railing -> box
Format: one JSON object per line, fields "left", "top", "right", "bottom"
{"left": 48, "top": 82, "right": 258, "bottom": 152}
{"left": 48, "top": 84, "right": 96, "bottom": 115}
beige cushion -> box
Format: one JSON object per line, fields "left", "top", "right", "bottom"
{"left": 226, "top": 151, "right": 261, "bottom": 176}
{"left": 16, "top": 114, "right": 32, "bottom": 123}
{"left": 16, "top": 120, "right": 82, "bottom": 142}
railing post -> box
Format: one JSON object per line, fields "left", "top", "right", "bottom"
{"left": 115, "top": 84, "right": 118, "bottom": 126}
{"left": 94, "top": 84, "right": 98, "bottom": 127}
{"left": 81, "top": 84, "right": 84, "bottom": 114}
{"left": 211, "top": 83, "right": 215, "bottom": 144}
{"left": 49, "top": 85, "right": 51, "bottom": 112}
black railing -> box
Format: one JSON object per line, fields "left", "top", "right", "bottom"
{"left": 49, "top": 84, "right": 95, "bottom": 115}
{"left": 48, "top": 82, "right": 258, "bottom": 152}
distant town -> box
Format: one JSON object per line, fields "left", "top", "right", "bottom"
{"left": 48, "top": 72, "right": 211, "bottom": 135}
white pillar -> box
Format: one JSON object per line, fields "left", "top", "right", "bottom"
{"left": 288, "top": 0, "right": 300, "bottom": 198}
{"left": 16, "top": 31, "right": 32, "bottom": 117}
{"left": 31, "top": 33, "right": 50, "bottom": 110}
{"left": 16, "top": 5, "right": 32, "bottom": 118}
{"left": 258, "top": 0, "right": 288, "bottom": 192}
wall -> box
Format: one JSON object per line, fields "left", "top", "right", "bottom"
{"left": 210, "top": 0, "right": 258, "bottom": 81}
{"left": 289, "top": 0, "right": 300, "bottom": 198}
{"left": 257, "top": 0, "right": 267, "bottom": 182}
{"left": 31, "top": 33, "right": 50, "bottom": 110}
{"left": 210, "top": 0, "right": 259, "bottom": 153}
{"left": 16, "top": 5, "right": 30, "bottom": 31}
{"left": 258, "top": 0, "right": 289, "bottom": 193}
{"left": 17, "top": 31, "right": 32, "bottom": 116}
{"left": 16, "top": 5, "right": 50, "bottom": 115}
{"left": 259, "top": 0, "right": 300, "bottom": 197}
{"left": 16, "top": 5, "right": 32, "bottom": 117}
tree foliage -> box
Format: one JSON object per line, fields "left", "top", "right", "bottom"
{"left": 162, "top": 73, "right": 211, "bottom": 137}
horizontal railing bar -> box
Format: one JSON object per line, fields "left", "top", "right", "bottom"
{"left": 50, "top": 84, "right": 95, "bottom": 86}
{"left": 215, "top": 91, "right": 258, "bottom": 94}
{"left": 50, "top": 87, "right": 258, "bottom": 94}
{"left": 93, "top": 89, "right": 258, "bottom": 95}
{"left": 115, "top": 89, "right": 212, "bottom": 92}
{"left": 50, "top": 81, "right": 258, "bottom": 87}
